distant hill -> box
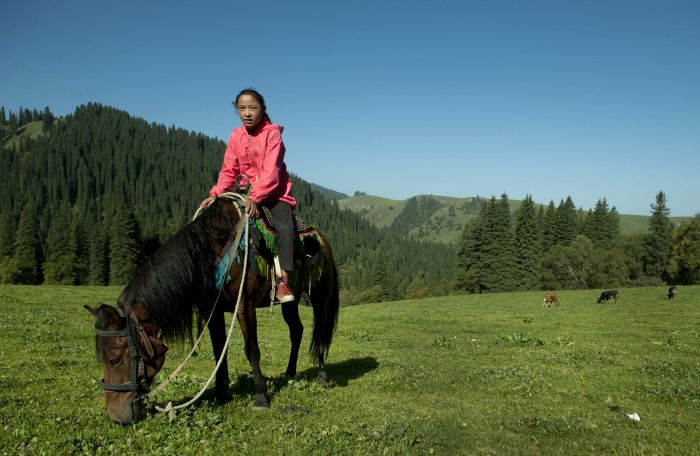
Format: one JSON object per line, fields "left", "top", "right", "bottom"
{"left": 307, "top": 182, "right": 349, "bottom": 200}
{"left": 0, "top": 120, "right": 46, "bottom": 148}
{"left": 338, "top": 194, "right": 693, "bottom": 244}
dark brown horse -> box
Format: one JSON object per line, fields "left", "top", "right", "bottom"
{"left": 85, "top": 196, "right": 339, "bottom": 424}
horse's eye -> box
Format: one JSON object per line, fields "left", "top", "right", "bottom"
{"left": 109, "top": 356, "right": 123, "bottom": 367}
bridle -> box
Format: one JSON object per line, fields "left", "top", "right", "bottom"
{"left": 94, "top": 305, "right": 168, "bottom": 401}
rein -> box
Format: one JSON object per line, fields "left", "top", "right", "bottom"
{"left": 93, "top": 192, "right": 250, "bottom": 416}
{"left": 150, "top": 192, "right": 250, "bottom": 414}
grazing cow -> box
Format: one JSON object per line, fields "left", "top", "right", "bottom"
{"left": 597, "top": 290, "right": 619, "bottom": 304}
{"left": 543, "top": 293, "right": 560, "bottom": 307}
{"left": 668, "top": 286, "right": 678, "bottom": 300}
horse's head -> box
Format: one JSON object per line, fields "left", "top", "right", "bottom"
{"left": 85, "top": 304, "right": 168, "bottom": 424}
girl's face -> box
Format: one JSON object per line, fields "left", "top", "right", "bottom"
{"left": 236, "top": 94, "right": 265, "bottom": 130}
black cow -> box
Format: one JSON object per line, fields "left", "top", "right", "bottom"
{"left": 597, "top": 290, "right": 619, "bottom": 304}
{"left": 668, "top": 286, "right": 678, "bottom": 300}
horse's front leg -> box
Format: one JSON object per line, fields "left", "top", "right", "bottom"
{"left": 237, "top": 299, "right": 269, "bottom": 410}
{"left": 208, "top": 310, "right": 230, "bottom": 402}
{"left": 281, "top": 301, "right": 303, "bottom": 379}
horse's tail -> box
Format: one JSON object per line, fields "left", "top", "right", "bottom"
{"left": 309, "top": 256, "right": 340, "bottom": 364}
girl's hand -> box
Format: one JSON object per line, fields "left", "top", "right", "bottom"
{"left": 247, "top": 201, "right": 260, "bottom": 218}
{"left": 200, "top": 196, "right": 215, "bottom": 209}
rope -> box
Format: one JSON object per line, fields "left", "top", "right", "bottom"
{"left": 148, "top": 192, "right": 249, "bottom": 415}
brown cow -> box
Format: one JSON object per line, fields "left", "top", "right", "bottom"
{"left": 543, "top": 293, "right": 560, "bottom": 307}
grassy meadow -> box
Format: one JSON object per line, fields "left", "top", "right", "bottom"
{"left": 1, "top": 284, "right": 699, "bottom": 455}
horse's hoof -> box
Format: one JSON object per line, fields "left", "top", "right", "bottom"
{"left": 253, "top": 395, "right": 270, "bottom": 411}
{"left": 215, "top": 385, "right": 230, "bottom": 404}
{"left": 318, "top": 378, "right": 334, "bottom": 388}
{"left": 253, "top": 393, "right": 269, "bottom": 409}
{"left": 317, "top": 373, "right": 334, "bottom": 388}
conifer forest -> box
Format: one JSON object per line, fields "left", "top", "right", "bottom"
{"left": 1, "top": 104, "right": 698, "bottom": 304}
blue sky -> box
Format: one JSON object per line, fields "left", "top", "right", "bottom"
{"left": 2, "top": 0, "right": 698, "bottom": 216}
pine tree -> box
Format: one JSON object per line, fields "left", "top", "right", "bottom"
{"left": 555, "top": 196, "right": 578, "bottom": 245}
{"left": 0, "top": 210, "right": 16, "bottom": 258}
{"left": 579, "top": 209, "right": 595, "bottom": 241}
{"left": 14, "top": 202, "right": 42, "bottom": 283}
{"left": 513, "top": 195, "right": 542, "bottom": 290}
{"left": 371, "top": 250, "right": 398, "bottom": 302}
{"left": 542, "top": 201, "right": 557, "bottom": 252}
{"left": 42, "top": 106, "right": 54, "bottom": 133}
{"left": 109, "top": 202, "right": 142, "bottom": 285}
{"left": 607, "top": 206, "right": 620, "bottom": 241}
{"left": 89, "top": 222, "right": 109, "bottom": 285}
{"left": 643, "top": 191, "right": 673, "bottom": 281}
{"left": 9, "top": 113, "right": 18, "bottom": 136}
{"left": 454, "top": 201, "right": 490, "bottom": 294}
{"left": 589, "top": 198, "right": 610, "bottom": 246}
{"left": 70, "top": 213, "right": 89, "bottom": 284}
{"left": 43, "top": 203, "right": 75, "bottom": 284}
{"left": 453, "top": 219, "right": 481, "bottom": 293}
{"left": 405, "top": 270, "right": 430, "bottom": 299}
{"left": 480, "top": 194, "right": 516, "bottom": 292}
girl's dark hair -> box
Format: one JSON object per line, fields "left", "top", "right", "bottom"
{"left": 234, "top": 88, "right": 271, "bottom": 122}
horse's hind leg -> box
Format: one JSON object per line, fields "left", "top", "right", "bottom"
{"left": 237, "top": 301, "right": 269, "bottom": 410}
{"left": 208, "top": 311, "right": 230, "bottom": 402}
{"left": 317, "top": 352, "right": 330, "bottom": 386}
{"left": 281, "top": 301, "right": 303, "bottom": 379}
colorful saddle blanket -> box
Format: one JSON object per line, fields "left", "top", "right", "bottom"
{"left": 253, "top": 206, "right": 320, "bottom": 255}
{"left": 213, "top": 209, "right": 324, "bottom": 290}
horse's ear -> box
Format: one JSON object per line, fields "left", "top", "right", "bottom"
{"left": 84, "top": 304, "right": 99, "bottom": 317}
{"left": 84, "top": 303, "right": 113, "bottom": 320}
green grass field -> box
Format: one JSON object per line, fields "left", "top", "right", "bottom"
{"left": 1, "top": 285, "right": 699, "bottom": 455}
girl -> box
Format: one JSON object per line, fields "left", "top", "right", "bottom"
{"left": 200, "top": 88, "right": 296, "bottom": 303}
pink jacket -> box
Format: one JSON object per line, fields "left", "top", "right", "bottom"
{"left": 209, "top": 118, "right": 296, "bottom": 208}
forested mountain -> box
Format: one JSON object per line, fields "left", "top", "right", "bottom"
{"left": 2, "top": 104, "right": 697, "bottom": 298}
{"left": 339, "top": 194, "right": 693, "bottom": 245}
{"left": 0, "top": 104, "right": 454, "bottom": 303}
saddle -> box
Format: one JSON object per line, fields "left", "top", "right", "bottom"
{"left": 251, "top": 206, "right": 323, "bottom": 271}
{"left": 212, "top": 207, "right": 324, "bottom": 292}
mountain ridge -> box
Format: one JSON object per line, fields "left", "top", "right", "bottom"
{"left": 337, "top": 193, "right": 693, "bottom": 244}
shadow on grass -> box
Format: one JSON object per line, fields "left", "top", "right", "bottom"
{"left": 298, "top": 356, "right": 379, "bottom": 387}
{"left": 146, "top": 356, "right": 379, "bottom": 415}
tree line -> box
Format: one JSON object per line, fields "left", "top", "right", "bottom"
{"left": 2, "top": 103, "right": 697, "bottom": 302}
{"left": 0, "top": 104, "right": 454, "bottom": 304}
{"left": 453, "top": 191, "right": 700, "bottom": 293}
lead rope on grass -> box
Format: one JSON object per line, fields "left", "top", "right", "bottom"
{"left": 150, "top": 193, "right": 250, "bottom": 415}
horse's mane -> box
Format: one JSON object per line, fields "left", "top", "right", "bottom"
{"left": 117, "top": 200, "right": 238, "bottom": 344}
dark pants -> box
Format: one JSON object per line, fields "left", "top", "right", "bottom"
{"left": 263, "top": 200, "right": 295, "bottom": 272}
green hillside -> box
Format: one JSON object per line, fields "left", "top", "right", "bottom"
{"left": 339, "top": 194, "right": 530, "bottom": 244}
{"left": 336, "top": 194, "right": 407, "bottom": 227}
{"left": 339, "top": 194, "right": 694, "bottom": 244}
{"left": 0, "top": 120, "right": 45, "bottom": 148}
